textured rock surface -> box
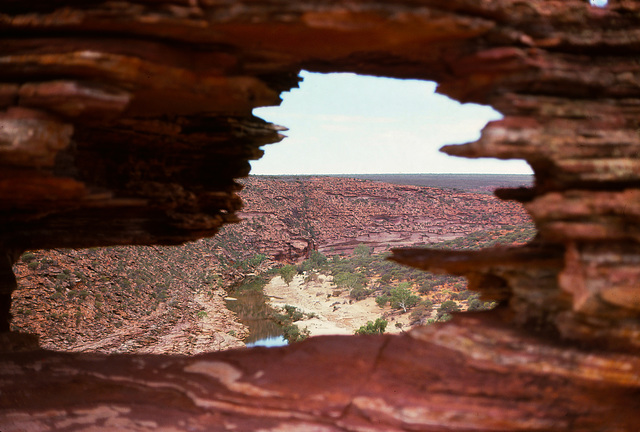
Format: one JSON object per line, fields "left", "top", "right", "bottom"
{"left": 1, "top": 0, "right": 639, "bottom": 430}
{"left": 238, "top": 176, "right": 531, "bottom": 259}
{"left": 2, "top": 316, "right": 640, "bottom": 431}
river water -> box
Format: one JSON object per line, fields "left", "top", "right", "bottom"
{"left": 225, "top": 283, "right": 288, "bottom": 347}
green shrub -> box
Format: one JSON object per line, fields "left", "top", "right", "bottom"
{"left": 309, "top": 250, "right": 328, "bottom": 267}
{"left": 21, "top": 253, "right": 36, "bottom": 263}
{"left": 389, "top": 286, "right": 420, "bottom": 313}
{"left": 300, "top": 251, "right": 328, "bottom": 272}
{"left": 271, "top": 312, "right": 290, "bottom": 326}
{"left": 467, "top": 297, "right": 497, "bottom": 312}
{"left": 453, "top": 290, "right": 472, "bottom": 301}
{"left": 333, "top": 271, "right": 365, "bottom": 289}
{"left": 283, "top": 305, "right": 304, "bottom": 321}
{"left": 379, "top": 274, "right": 392, "bottom": 284}
{"left": 437, "top": 300, "right": 461, "bottom": 319}
{"left": 354, "top": 243, "right": 371, "bottom": 257}
{"left": 279, "top": 265, "right": 297, "bottom": 285}
{"left": 355, "top": 318, "right": 387, "bottom": 335}
{"left": 282, "top": 324, "right": 310, "bottom": 343}
{"left": 236, "top": 276, "right": 267, "bottom": 292}
{"left": 247, "top": 253, "right": 267, "bottom": 268}
{"left": 418, "top": 280, "right": 438, "bottom": 294}
{"left": 375, "top": 295, "right": 390, "bottom": 308}
{"left": 349, "top": 287, "right": 373, "bottom": 301}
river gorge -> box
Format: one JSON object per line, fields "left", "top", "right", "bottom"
{"left": 10, "top": 175, "right": 533, "bottom": 352}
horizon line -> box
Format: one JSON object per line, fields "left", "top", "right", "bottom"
{"left": 248, "top": 173, "right": 534, "bottom": 176}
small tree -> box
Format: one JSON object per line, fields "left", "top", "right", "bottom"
{"left": 309, "top": 250, "right": 328, "bottom": 268}
{"left": 375, "top": 295, "right": 390, "bottom": 308}
{"left": 300, "top": 250, "right": 328, "bottom": 273}
{"left": 437, "top": 300, "right": 461, "bottom": 319}
{"left": 349, "top": 286, "right": 372, "bottom": 301}
{"left": 390, "top": 284, "right": 420, "bottom": 313}
{"left": 354, "top": 318, "right": 387, "bottom": 335}
{"left": 467, "top": 296, "right": 497, "bottom": 312}
{"left": 283, "top": 305, "right": 304, "bottom": 321}
{"left": 283, "top": 324, "right": 310, "bottom": 343}
{"left": 279, "top": 265, "right": 297, "bottom": 285}
{"left": 333, "top": 271, "right": 365, "bottom": 289}
{"left": 379, "top": 274, "right": 392, "bottom": 284}
{"left": 467, "top": 298, "right": 484, "bottom": 311}
{"left": 418, "top": 280, "right": 438, "bottom": 294}
{"left": 354, "top": 243, "right": 371, "bottom": 257}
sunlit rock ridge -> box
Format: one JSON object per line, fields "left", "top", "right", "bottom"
{"left": 1, "top": 1, "right": 639, "bottom": 430}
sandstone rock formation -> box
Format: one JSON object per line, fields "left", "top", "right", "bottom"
{"left": 237, "top": 176, "right": 531, "bottom": 259}
{"left": 1, "top": 1, "right": 639, "bottom": 430}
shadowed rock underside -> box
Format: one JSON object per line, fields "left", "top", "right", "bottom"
{"left": 1, "top": 1, "right": 639, "bottom": 430}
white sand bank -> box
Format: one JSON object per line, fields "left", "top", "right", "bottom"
{"left": 264, "top": 274, "right": 411, "bottom": 336}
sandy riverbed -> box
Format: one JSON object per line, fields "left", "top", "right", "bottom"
{"left": 263, "top": 274, "right": 412, "bottom": 336}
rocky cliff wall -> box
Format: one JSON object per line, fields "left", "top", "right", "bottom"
{"left": 1, "top": 1, "right": 639, "bottom": 430}
{"left": 236, "top": 176, "right": 531, "bottom": 259}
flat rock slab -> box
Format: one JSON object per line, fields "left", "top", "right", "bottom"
{"left": 2, "top": 316, "right": 639, "bottom": 431}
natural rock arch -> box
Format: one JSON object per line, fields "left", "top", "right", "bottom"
{"left": 1, "top": 1, "right": 639, "bottom": 430}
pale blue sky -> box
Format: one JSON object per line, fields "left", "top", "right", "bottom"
{"left": 251, "top": 71, "right": 532, "bottom": 175}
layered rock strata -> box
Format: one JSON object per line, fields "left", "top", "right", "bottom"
{"left": 1, "top": 1, "right": 639, "bottom": 430}
{"left": 237, "top": 176, "right": 531, "bottom": 259}
{"left": 3, "top": 320, "right": 640, "bottom": 431}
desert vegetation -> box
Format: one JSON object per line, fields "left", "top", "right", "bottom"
{"left": 260, "top": 222, "right": 534, "bottom": 334}
{"left": 10, "top": 176, "right": 534, "bottom": 351}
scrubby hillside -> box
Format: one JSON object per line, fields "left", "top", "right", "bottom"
{"left": 12, "top": 243, "right": 249, "bottom": 353}
{"left": 11, "top": 176, "right": 533, "bottom": 352}
{"left": 262, "top": 223, "right": 536, "bottom": 337}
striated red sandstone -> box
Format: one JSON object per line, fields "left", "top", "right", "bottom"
{"left": 1, "top": 0, "right": 640, "bottom": 430}
{"left": 237, "top": 176, "right": 531, "bottom": 259}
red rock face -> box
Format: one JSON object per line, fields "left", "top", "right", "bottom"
{"left": 236, "top": 176, "right": 531, "bottom": 259}
{"left": 1, "top": 1, "right": 639, "bottom": 430}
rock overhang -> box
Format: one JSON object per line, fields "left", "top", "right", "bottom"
{"left": 1, "top": 1, "right": 639, "bottom": 430}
